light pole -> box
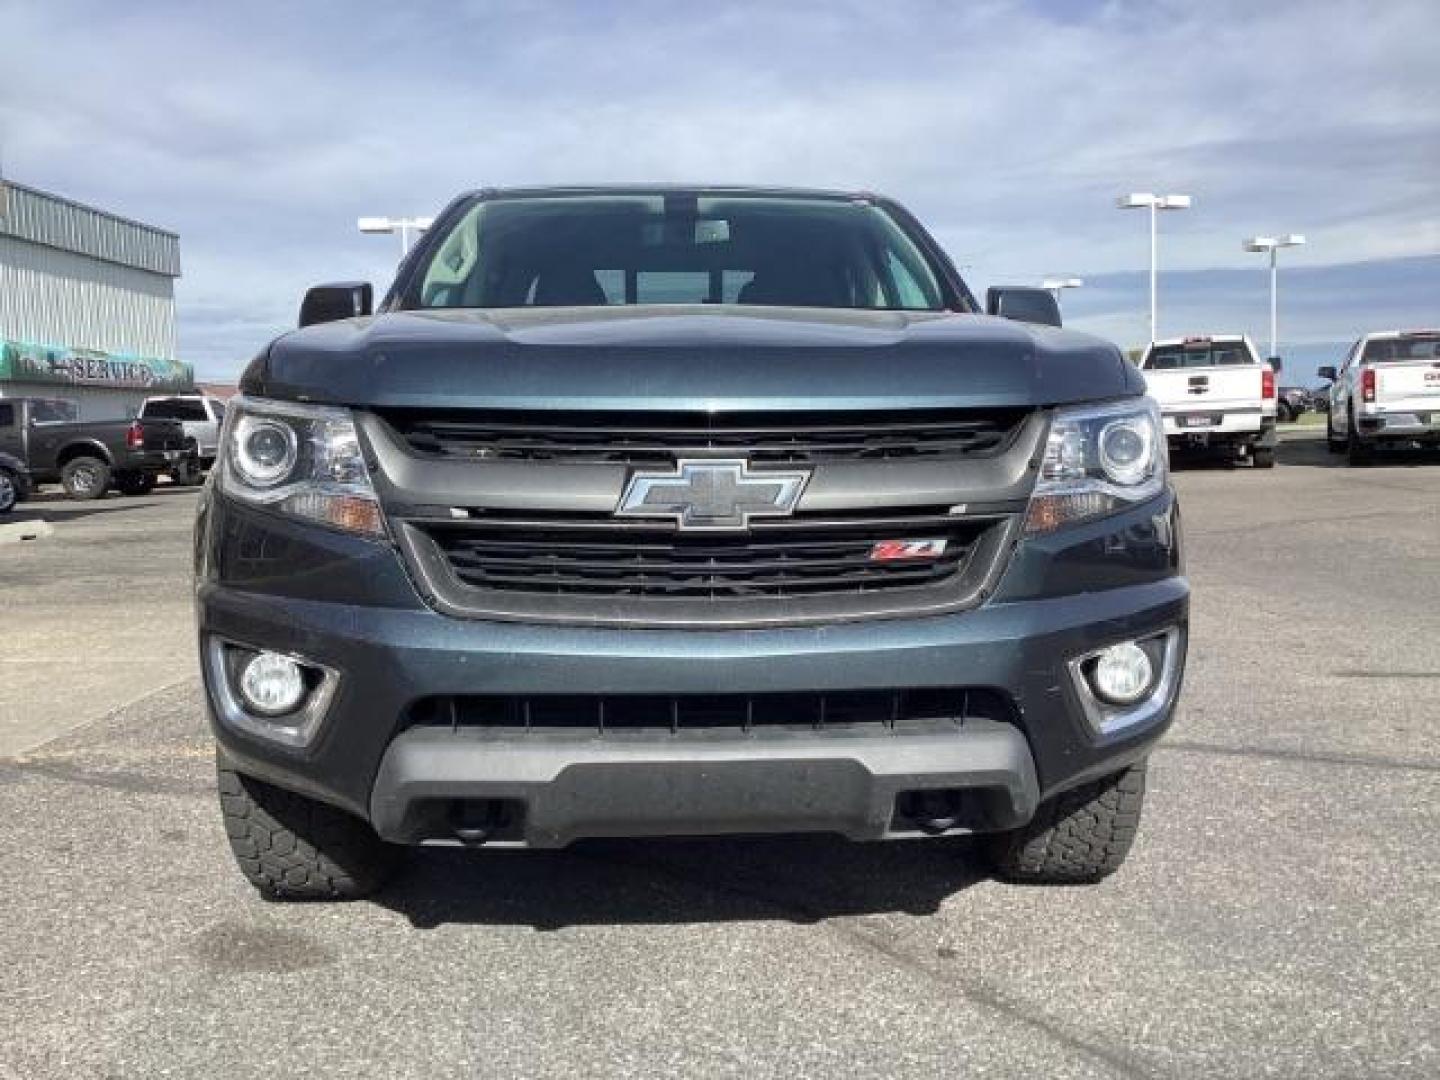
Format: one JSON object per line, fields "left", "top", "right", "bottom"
{"left": 1042, "top": 276, "right": 1084, "bottom": 301}
{"left": 1116, "top": 193, "right": 1191, "bottom": 343}
{"left": 357, "top": 215, "right": 435, "bottom": 256}
{"left": 1242, "top": 234, "right": 1306, "bottom": 362}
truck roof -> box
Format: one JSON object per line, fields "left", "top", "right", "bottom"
{"left": 463, "top": 184, "right": 885, "bottom": 203}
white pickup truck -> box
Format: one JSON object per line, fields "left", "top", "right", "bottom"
{"left": 1321, "top": 330, "right": 1440, "bottom": 465}
{"left": 1138, "top": 335, "right": 1277, "bottom": 468}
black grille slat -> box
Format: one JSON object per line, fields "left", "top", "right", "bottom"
{"left": 421, "top": 519, "right": 985, "bottom": 600}
{"left": 448, "top": 566, "right": 951, "bottom": 596}
{"left": 410, "top": 688, "right": 1014, "bottom": 736}
{"left": 442, "top": 548, "right": 907, "bottom": 575}
{"left": 442, "top": 510, "right": 977, "bottom": 533}
{"left": 438, "top": 531, "right": 951, "bottom": 554}
{"left": 384, "top": 408, "right": 1026, "bottom": 465}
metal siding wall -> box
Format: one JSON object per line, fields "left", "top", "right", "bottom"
{"left": 0, "top": 235, "right": 177, "bottom": 359}
{"left": 0, "top": 183, "right": 180, "bottom": 277}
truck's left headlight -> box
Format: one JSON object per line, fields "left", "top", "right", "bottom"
{"left": 1026, "top": 398, "right": 1166, "bottom": 533}
{"left": 219, "top": 396, "right": 385, "bottom": 538}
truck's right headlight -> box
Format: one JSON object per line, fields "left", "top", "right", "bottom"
{"left": 219, "top": 396, "right": 386, "bottom": 538}
{"left": 1026, "top": 398, "right": 1166, "bottom": 533}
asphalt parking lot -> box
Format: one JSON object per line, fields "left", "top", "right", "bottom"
{"left": 1, "top": 432, "right": 1437, "bottom": 1079}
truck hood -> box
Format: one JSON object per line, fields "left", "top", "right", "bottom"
{"left": 243, "top": 306, "right": 1142, "bottom": 411}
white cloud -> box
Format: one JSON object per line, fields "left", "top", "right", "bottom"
{"left": 1, "top": 0, "right": 1436, "bottom": 375}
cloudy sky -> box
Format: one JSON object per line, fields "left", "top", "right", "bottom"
{"left": 2, "top": 0, "right": 1437, "bottom": 381}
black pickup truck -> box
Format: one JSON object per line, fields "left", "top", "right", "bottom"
{"left": 197, "top": 185, "right": 1187, "bottom": 900}
{"left": 0, "top": 397, "right": 189, "bottom": 498}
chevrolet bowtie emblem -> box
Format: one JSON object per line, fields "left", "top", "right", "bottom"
{"left": 616, "top": 459, "right": 810, "bottom": 531}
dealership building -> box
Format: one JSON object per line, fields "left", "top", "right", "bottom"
{"left": 0, "top": 179, "right": 191, "bottom": 420}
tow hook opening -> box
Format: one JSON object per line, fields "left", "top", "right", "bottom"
{"left": 446, "top": 798, "right": 524, "bottom": 845}
{"left": 895, "top": 789, "right": 971, "bottom": 834}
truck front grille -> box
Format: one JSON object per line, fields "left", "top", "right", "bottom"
{"left": 414, "top": 512, "right": 993, "bottom": 600}
{"left": 409, "top": 687, "right": 1015, "bottom": 736}
{"left": 382, "top": 407, "right": 1026, "bottom": 465}
{"left": 376, "top": 406, "right": 1038, "bottom": 627}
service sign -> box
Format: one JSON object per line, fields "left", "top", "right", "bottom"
{"left": 0, "top": 338, "right": 193, "bottom": 392}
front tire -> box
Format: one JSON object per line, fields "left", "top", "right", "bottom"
{"left": 1252, "top": 447, "right": 1276, "bottom": 469}
{"left": 218, "top": 764, "right": 399, "bottom": 901}
{"left": 985, "top": 762, "right": 1146, "bottom": 884}
{"left": 61, "top": 456, "right": 111, "bottom": 500}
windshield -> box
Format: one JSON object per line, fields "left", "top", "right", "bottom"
{"left": 407, "top": 193, "right": 948, "bottom": 312}
{"left": 1143, "top": 342, "right": 1254, "bottom": 369}
{"left": 1363, "top": 336, "right": 1440, "bottom": 363}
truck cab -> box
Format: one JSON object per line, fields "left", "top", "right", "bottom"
{"left": 1321, "top": 330, "right": 1440, "bottom": 465}
{"left": 1138, "top": 335, "right": 1277, "bottom": 468}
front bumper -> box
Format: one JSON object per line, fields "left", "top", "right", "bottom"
{"left": 197, "top": 490, "right": 1187, "bottom": 846}
{"left": 370, "top": 723, "right": 1038, "bottom": 846}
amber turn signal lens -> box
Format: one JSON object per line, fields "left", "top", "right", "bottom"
{"left": 321, "top": 495, "right": 385, "bottom": 536}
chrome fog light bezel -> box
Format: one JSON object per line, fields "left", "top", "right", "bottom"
{"left": 205, "top": 637, "right": 339, "bottom": 749}
{"left": 1068, "top": 627, "right": 1183, "bottom": 738}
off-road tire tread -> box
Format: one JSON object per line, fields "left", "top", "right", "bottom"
{"left": 217, "top": 765, "right": 397, "bottom": 901}
{"left": 987, "top": 762, "right": 1146, "bottom": 884}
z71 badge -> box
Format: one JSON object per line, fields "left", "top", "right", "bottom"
{"left": 869, "top": 538, "right": 949, "bottom": 561}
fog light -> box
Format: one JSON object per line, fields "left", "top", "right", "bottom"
{"left": 237, "top": 652, "right": 307, "bottom": 716}
{"left": 1089, "top": 642, "right": 1154, "bottom": 705}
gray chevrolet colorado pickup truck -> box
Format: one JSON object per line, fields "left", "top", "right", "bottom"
{"left": 196, "top": 186, "right": 1187, "bottom": 900}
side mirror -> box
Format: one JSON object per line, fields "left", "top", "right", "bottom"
{"left": 985, "top": 286, "right": 1062, "bottom": 328}
{"left": 1317, "top": 365, "right": 1338, "bottom": 382}
{"left": 1268, "top": 355, "right": 1283, "bottom": 373}
{"left": 299, "top": 282, "right": 373, "bottom": 328}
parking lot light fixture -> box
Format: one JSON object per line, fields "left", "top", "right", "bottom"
{"left": 1243, "top": 234, "right": 1307, "bottom": 362}
{"left": 1117, "top": 192, "right": 1192, "bottom": 343}
{"left": 357, "top": 215, "right": 435, "bottom": 256}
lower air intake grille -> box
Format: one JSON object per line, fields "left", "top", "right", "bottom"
{"left": 410, "top": 687, "right": 1014, "bottom": 736}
